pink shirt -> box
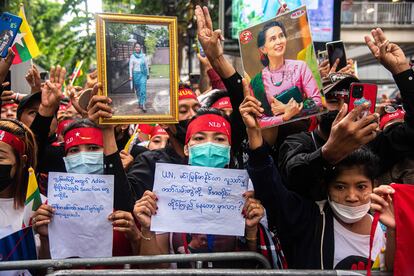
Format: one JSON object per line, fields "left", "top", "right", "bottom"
{"left": 259, "top": 59, "right": 321, "bottom": 128}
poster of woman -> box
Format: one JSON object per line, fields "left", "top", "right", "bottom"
{"left": 239, "top": 6, "right": 326, "bottom": 128}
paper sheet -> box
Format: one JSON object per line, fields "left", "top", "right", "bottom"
{"left": 47, "top": 172, "right": 114, "bottom": 259}
{"left": 151, "top": 164, "right": 249, "bottom": 236}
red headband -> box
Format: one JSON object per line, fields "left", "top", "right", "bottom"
{"left": 211, "top": 97, "right": 232, "bottom": 109}
{"left": 64, "top": 127, "right": 103, "bottom": 152}
{"left": 178, "top": 88, "right": 198, "bottom": 101}
{"left": 185, "top": 114, "right": 231, "bottom": 145}
{"left": 56, "top": 119, "right": 75, "bottom": 136}
{"left": 1, "top": 103, "right": 18, "bottom": 109}
{"left": 138, "top": 124, "right": 154, "bottom": 135}
{"left": 150, "top": 125, "right": 168, "bottom": 139}
{"left": 380, "top": 109, "right": 405, "bottom": 130}
{"left": 0, "top": 130, "right": 25, "bottom": 155}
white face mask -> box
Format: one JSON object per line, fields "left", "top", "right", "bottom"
{"left": 328, "top": 197, "right": 371, "bottom": 224}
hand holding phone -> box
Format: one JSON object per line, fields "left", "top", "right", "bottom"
{"left": 326, "top": 40, "right": 347, "bottom": 71}
{"left": 348, "top": 83, "right": 378, "bottom": 117}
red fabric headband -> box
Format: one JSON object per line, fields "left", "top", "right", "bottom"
{"left": 1, "top": 103, "right": 18, "bottom": 109}
{"left": 57, "top": 119, "right": 75, "bottom": 136}
{"left": 150, "top": 125, "right": 168, "bottom": 138}
{"left": 211, "top": 97, "right": 232, "bottom": 109}
{"left": 64, "top": 127, "right": 103, "bottom": 152}
{"left": 0, "top": 130, "right": 25, "bottom": 155}
{"left": 185, "top": 114, "right": 231, "bottom": 145}
{"left": 138, "top": 124, "right": 154, "bottom": 135}
{"left": 178, "top": 88, "right": 198, "bottom": 101}
{"left": 380, "top": 109, "right": 405, "bottom": 130}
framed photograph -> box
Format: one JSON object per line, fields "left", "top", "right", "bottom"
{"left": 96, "top": 13, "right": 178, "bottom": 124}
{"left": 239, "top": 6, "right": 327, "bottom": 129}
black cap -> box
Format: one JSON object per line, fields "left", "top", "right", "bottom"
{"left": 322, "top": 73, "right": 359, "bottom": 95}
{"left": 17, "top": 92, "right": 41, "bottom": 120}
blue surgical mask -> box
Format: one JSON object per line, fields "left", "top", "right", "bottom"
{"left": 63, "top": 151, "right": 104, "bottom": 174}
{"left": 188, "top": 142, "right": 231, "bottom": 168}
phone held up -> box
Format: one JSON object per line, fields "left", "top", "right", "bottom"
{"left": 0, "top": 12, "right": 22, "bottom": 58}
{"left": 348, "top": 82, "right": 378, "bottom": 117}
{"left": 326, "top": 40, "right": 347, "bottom": 71}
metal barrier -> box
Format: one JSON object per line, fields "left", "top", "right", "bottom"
{"left": 0, "top": 252, "right": 271, "bottom": 271}
{"left": 341, "top": 1, "right": 414, "bottom": 26}
{"left": 46, "top": 269, "right": 392, "bottom": 276}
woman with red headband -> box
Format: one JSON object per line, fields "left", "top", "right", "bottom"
{"left": 133, "top": 109, "right": 268, "bottom": 268}
{"left": 32, "top": 118, "right": 141, "bottom": 258}
{"left": 0, "top": 119, "right": 37, "bottom": 233}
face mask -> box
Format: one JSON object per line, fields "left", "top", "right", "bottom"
{"left": 0, "top": 164, "right": 13, "bottom": 192}
{"left": 189, "top": 142, "right": 231, "bottom": 168}
{"left": 319, "top": 110, "right": 339, "bottom": 135}
{"left": 63, "top": 151, "right": 104, "bottom": 174}
{"left": 328, "top": 197, "right": 371, "bottom": 224}
{"left": 174, "top": 119, "right": 189, "bottom": 145}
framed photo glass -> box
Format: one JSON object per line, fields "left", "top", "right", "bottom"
{"left": 96, "top": 13, "right": 178, "bottom": 124}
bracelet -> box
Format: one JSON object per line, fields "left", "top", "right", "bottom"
{"left": 15, "top": 92, "right": 19, "bottom": 101}
{"left": 139, "top": 230, "right": 155, "bottom": 241}
{"left": 245, "top": 236, "right": 257, "bottom": 241}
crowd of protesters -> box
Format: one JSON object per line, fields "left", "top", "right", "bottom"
{"left": 0, "top": 4, "right": 413, "bottom": 274}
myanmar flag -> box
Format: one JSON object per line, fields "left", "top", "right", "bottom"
{"left": 12, "top": 4, "right": 40, "bottom": 64}
{"left": 21, "top": 167, "right": 42, "bottom": 228}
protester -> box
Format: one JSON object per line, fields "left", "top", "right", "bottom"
{"left": 1, "top": 102, "right": 18, "bottom": 119}
{"left": 133, "top": 109, "right": 274, "bottom": 268}
{"left": 240, "top": 80, "right": 388, "bottom": 269}
{"left": 0, "top": 119, "right": 37, "bottom": 232}
{"left": 278, "top": 28, "right": 414, "bottom": 201}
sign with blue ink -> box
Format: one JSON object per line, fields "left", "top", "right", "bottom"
{"left": 47, "top": 172, "right": 114, "bottom": 259}
{"left": 151, "top": 163, "right": 249, "bottom": 236}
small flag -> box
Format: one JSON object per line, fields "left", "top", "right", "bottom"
{"left": 21, "top": 167, "right": 42, "bottom": 228}
{"left": 69, "top": 60, "right": 84, "bottom": 86}
{"left": 0, "top": 227, "right": 37, "bottom": 262}
{"left": 11, "top": 4, "right": 41, "bottom": 64}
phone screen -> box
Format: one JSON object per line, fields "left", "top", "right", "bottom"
{"left": 327, "top": 41, "right": 347, "bottom": 70}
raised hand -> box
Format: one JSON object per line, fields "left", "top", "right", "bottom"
{"left": 321, "top": 103, "right": 379, "bottom": 164}
{"left": 195, "top": 5, "right": 224, "bottom": 62}
{"left": 86, "top": 83, "right": 113, "bottom": 124}
{"left": 239, "top": 79, "right": 263, "bottom": 129}
{"left": 108, "top": 210, "right": 140, "bottom": 242}
{"left": 364, "top": 28, "right": 410, "bottom": 75}
{"left": 49, "top": 65, "right": 66, "bottom": 92}
{"left": 32, "top": 204, "right": 55, "bottom": 237}
{"left": 370, "top": 185, "right": 395, "bottom": 229}
{"left": 0, "top": 48, "right": 15, "bottom": 84}
{"left": 133, "top": 190, "right": 158, "bottom": 232}
{"left": 25, "top": 64, "right": 41, "bottom": 93}
{"left": 243, "top": 197, "right": 264, "bottom": 229}
{"left": 120, "top": 150, "right": 134, "bottom": 170}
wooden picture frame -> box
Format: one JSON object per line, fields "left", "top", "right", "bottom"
{"left": 95, "top": 13, "right": 178, "bottom": 124}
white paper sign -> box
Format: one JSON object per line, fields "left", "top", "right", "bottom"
{"left": 47, "top": 172, "right": 114, "bottom": 259}
{"left": 151, "top": 163, "right": 249, "bottom": 236}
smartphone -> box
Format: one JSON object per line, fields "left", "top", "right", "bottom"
{"left": 0, "top": 12, "right": 22, "bottom": 58}
{"left": 189, "top": 73, "right": 200, "bottom": 86}
{"left": 317, "top": 50, "right": 328, "bottom": 64}
{"left": 326, "top": 40, "right": 347, "bottom": 71}
{"left": 348, "top": 83, "right": 377, "bottom": 115}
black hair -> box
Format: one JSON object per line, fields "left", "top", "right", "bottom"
{"left": 203, "top": 90, "right": 229, "bottom": 108}
{"left": 62, "top": 118, "right": 99, "bottom": 137}
{"left": 324, "top": 147, "right": 380, "bottom": 185}
{"left": 188, "top": 107, "right": 231, "bottom": 126}
{"left": 257, "top": 21, "right": 287, "bottom": 67}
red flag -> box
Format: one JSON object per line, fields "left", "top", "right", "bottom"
{"left": 392, "top": 183, "right": 414, "bottom": 275}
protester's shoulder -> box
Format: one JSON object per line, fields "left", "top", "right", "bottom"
{"left": 136, "top": 146, "right": 176, "bottom": 164}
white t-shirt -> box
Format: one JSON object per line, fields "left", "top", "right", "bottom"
{"left": 0, "top": 198, "right": 24, "bottom": 237}
{"left": 333, "top": 216, "right": 386, "bottom": 269}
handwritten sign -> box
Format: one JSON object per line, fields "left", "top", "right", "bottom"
{"left": 47, "top": 172, "right": 114, "bottom": 259}
{"left": 151, "top": 163, "right": 249, "bottom": 236}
